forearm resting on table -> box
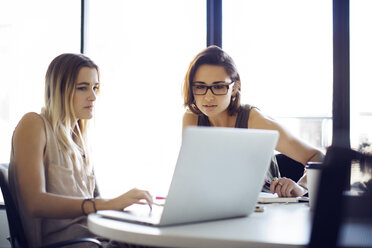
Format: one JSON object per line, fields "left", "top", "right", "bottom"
{"left": 25, "top": 192, "right": 110, "bottom": 219}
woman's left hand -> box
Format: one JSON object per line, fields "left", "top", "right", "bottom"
{"left": 269, "top": 177, "right": 307, "bottom": 197}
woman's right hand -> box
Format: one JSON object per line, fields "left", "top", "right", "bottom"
{"left": 109, "top": 188, "right": 153, "bottom": 211}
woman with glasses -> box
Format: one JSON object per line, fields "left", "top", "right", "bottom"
{"left": 182, "top": 45, "right": 324, "bottom": 197}
{"left": 8, "top": 53, "right": 153, "bottom": 247}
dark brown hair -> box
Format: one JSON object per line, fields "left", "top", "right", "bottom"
{"left": 182, "top": 45, "right": 241, "bottom": 115}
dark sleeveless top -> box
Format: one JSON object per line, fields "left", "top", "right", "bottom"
{"left": 197, "top": 104, "right": 280, "bottom": 192}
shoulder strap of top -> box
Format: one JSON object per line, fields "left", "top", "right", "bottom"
{"left": 235, "top": 104, "right": 254, "bottom": 128}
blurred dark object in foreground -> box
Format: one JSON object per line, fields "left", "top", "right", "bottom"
{"left": 309, "top": 146, "right": 372, "bottom": 248}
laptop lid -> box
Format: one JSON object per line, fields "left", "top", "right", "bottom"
{"left": 98, "top": 126, "right": 278, "bottom": 226}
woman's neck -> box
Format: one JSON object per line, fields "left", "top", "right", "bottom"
{"left": 208, "top": 110, "right": 237, "bottom": 128}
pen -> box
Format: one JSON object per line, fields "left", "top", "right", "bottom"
{"left": 153, "top": 202, "right": 164, "bottom": 207}
{"left": 155, "top": 196, "right": 166, "bottom": 200}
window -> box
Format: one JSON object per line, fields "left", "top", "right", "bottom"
{"left": 2, "top": 0, "right": 367, "bottom": 195}
{"left": 350, "top": 0, "right": 372, "bottom": 152}
{"left": 0, "top": 0, "right": 80, "bottom": 163}
{"left": 223, "top": 0, "right": 333, "bottom": 151}
{"left": 85, "top": 0, "right": 206, "bottom": 197}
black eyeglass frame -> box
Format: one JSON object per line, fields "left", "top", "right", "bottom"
{"left": 191, "top": 82, "right": 235, "bottom": 95}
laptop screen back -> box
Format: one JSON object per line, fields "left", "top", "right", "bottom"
{"left": 159, "top": 126, "right": 278, "bottom": 225}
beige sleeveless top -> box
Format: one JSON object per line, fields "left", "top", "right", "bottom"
{"left": 8, "top": 113, "right": 96, "bottom": 247}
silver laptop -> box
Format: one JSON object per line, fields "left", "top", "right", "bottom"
{"left": 97, "top": 126, "right": 278, "bottom": 226}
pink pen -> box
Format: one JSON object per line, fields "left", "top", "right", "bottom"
{"left": 155, "top": 196, "right": 166, "bottom": 200}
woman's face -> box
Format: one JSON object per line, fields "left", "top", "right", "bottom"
{"left": 192, "top": 64, "right": 234, "bottom": 117}
{"left": 73, "top": 67, "right": 99, "bottom": 120}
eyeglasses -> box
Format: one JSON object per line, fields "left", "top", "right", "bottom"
{"left": 192, "top": 82, "right": 234, "bottom": 95}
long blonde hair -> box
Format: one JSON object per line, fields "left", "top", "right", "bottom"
{"left": 43, "top": 53, "right": 99, "bottom": 173}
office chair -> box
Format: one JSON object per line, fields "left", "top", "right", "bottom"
{"left": 275, "top": 153, "right": 305, "bottom": 182}
{"left": 0, "top": 163, "right": 103, "bottom": 248}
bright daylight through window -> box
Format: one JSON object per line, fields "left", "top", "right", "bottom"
{"left": 0, "top": 0, "right": 371, "bottom": 195}
{"left": 223, "top": 0, "right": 333, "bottom": 152}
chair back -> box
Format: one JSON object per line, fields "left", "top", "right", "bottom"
{"left": 0, "top": 163, "right": 29, "bottom": 248}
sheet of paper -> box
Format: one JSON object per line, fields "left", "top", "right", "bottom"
{"left": 258, "top": 192, "right": 309, "bottom": 203}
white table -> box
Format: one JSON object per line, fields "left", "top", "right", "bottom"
{"left": 88, "top": 203, "right": 312, "bottom": 248}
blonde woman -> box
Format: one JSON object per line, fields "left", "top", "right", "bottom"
{"left": 9, "top": 53, "right": 153, "bottom": 247}
{"left": 182, "top": 46, "right": 324, "bottom": 197}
